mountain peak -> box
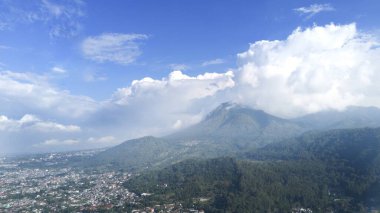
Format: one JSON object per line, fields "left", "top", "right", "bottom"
{"left": 168, "top": 102, "right": 303, "bottom": 143}
{"left": 206, "top": 102, "right": 273, "bottom": 122}
{"left": 205, "top": 102, "right": 247, "bottom": 119}
{"left": 211, "top": 102, "right": 245, "bottom": 113}
{"left": 219, "top": 102, "right": 242, "bottom": 110}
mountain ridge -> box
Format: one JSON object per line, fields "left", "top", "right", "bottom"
{"left": 88, "top": 103, "right": 380, "bottom": 172}
{"left": 294, "top": 105, "right": 380, "bottom": 130}
{"left": 125, "top": 127, "right": 380, "bottom": 212}
{"left": 167, "top": 102, "right": 303, "bottom": 142}
{"left": 88, "top": 102, "right": 305, "bottom": 170}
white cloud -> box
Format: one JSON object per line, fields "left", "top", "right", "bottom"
{"left": 82, "top": 33, "right": 148, "bottom": 65}
{"left": 0, "top": 0, "right": 85, "bottom": 38}
{"left": 51, "top": 66, "right": 67, "bottom": 74}
{"left": 294, "top": 4, "right": 334, "bottom": 18}
{"left": 87, "top": 136, "right": 116, "bottom": 144}
{"left": 0, "top": 70, "right": 97, "bottom": 118}
{"left": 40, "top": 0, "right": 85, "bottom": 38}
{"left": 83, "top": 72, "right": 107, "bottom": 82}
{"left": 235, "top": 23, "right": 380, "bottom": 117}
{"left": 0, "top": 22, "right": 10, "bottom": 31}
{"left": 42, "top": 0, "right": 66, "bottom": 17}
{"left": 172, "top": 120, "right": 183, "bottom": 129}
{"left": 0, "top": 114, "right": 80, "bottom": 132}
{"left": 169, "top": 63, "right": 189, "bottom": 71}
{"left": 202, "top": 58, "right": 225, "bottom": 66}
{"left": 37, "top": 139, "right": 79, "bottom": 146}
{"left": 112, "top": 70, "right": 235, "bottom": 106}
{"left": 3, "top": 22, "right": 380, "bottom": 153}
{"left": 0, "top": 69, "right": 233, "bottom": 152}
{"left": 95, "top": 70, "right": 235, "bottom": 138}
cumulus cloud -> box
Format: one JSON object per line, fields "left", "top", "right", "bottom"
{"left": 202, "top": 58, "right": 225, "bottom": 66}
{"left": 294, "top": 4, "right": 334, "bottom": 18}
{"left": 82, "top": 33, "right": 148, "bottom": 65}
{"left": 0, "top": 68, "right": 234, "bottom": 152}
{"left": 0, "top": 70, "right": 97, "bottom": 118}
{"left": 88, "top": 70, "right": 235, "bottom": 138}
{"left": 0, "top": 114, "right": 80, "bottom": 132}
{"left": 112, "top": 70, "right": 235, "bottom": 106}
{"left": 235, "top": 23, "right": 380, "bottom": 117}
{"left": 0, "top": 70, "right": 94, "bottom": 152}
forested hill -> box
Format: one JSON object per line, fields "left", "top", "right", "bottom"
{"left": 293, "top": 106, "right": 380, "bottom": 130}
{"left": 125, "top": 128, "right": 380, "bottom": 213}
{"left": 87, "top": 102, "right": 305, "bottom": 171}
{"left": 248, "top": 127, "right": 380, "bottom": 167}
{"left": 88, "top": 104, "right": 380, "bottom": 173}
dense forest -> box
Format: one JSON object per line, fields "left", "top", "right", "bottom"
{"left": 125, "top": 128, "right": 380, "bottom": 212}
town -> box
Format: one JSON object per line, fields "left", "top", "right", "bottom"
{"left": 0, "top": 151, "right": 205, "bottom": 212}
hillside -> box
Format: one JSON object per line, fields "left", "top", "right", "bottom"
{"left": 168, "top": 102, "right": 304, "bottom": 144}
{"left": 294, "top": 106, "right": 380, "bottom": 130}
{"left": 89, "top": 102, "right": 305, "bottom": 171}
{"left": 125, "top": 128, "right": 380, "bottom": 212}
{"left": 87, "top": 136, "right": 174, "bottom": 171}
{"left": 88, "top": 104, "right": 380, "bottom": 172}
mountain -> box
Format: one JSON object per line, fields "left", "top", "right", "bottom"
{"left": 248, "top": 127, "right": 380, "bottom": 174}
{"left": 86, "top": 136, "right": 175, "bottom": 171}
{"left": 125, "top": 127, "right": 380, "bottom": 212}
{"left": 88, "top": 103, "right": 380, "bottom": 172}
{"left": 88, "top": 102, "right": 305, "bottom": 171}
{"left": 294, "top": 106, "right": 380, "bottom": 130}
{"left": 168, "top": 102, "right": 304, "bottom": 145}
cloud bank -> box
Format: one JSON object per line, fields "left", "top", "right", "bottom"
{"left": 235, "top": 23, "right": 380, "bottom": 117}
{"left": 0, "top": 114, "right": 80, "bottom": 132}
{"left": 37, "top": 139, "right": 79, "bottom": 147}
{"left": 0, "top": 70, "right": 97, "bottom": 119}
{"left": 101, "top": 70, "right": 235, "bottom": 137}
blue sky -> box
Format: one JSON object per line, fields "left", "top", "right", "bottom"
{"left": 2, "top": 0, "right": 378, "bottom": 99}
{"left": 1, "top": 0, "right": 380, "bottom": 153}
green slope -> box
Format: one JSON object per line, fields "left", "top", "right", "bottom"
{"left": 125, "top": 128, "right": 380, "bottom": 212}
{"left": 168, "top": 102, "right": 304, "bottom": 145}
{"left": 88, "top": 104, "right": 380, "bottom": 173}
{"left": 294, "top": 106, "right": 380, "bottom": 130}
{"left": 89, "top": 103, "right": 305, "bottom": 171}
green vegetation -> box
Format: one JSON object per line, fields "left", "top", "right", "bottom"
{"left": 86, "top": 104, "right": 380, "bottom": 211}
{"left": 89, "top": 104, "right": 380, "bottom": 173}
{"left": 293, "top": 106, "right": 380, "bottom": 130}
{"left": 89, "top": 103, "right": 305, "bottom": 171}
{"left": 125, "top": 128, "right": 380, "bottom": 212}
